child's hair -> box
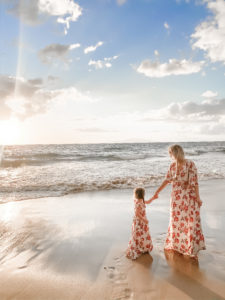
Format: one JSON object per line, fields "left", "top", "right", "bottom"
{"left": 168, "top": 144, "right": 185, "bottom": 161}
{"left": 134, "top": 187, "right": 145, "bottom": 200}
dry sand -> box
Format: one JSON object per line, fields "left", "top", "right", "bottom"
{"left": 0, "top": 179, "right": 225, "bottom": 299}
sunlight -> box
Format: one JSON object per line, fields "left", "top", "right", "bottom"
{"left": 0, "top": 119, "right": 21, "bottom": 145}
{"left": 0, "top": 202, "right": 20, "bottom": 223}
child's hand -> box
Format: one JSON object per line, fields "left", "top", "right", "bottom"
{"left": 145, "top": 194, "right": 158, "bottom": 204}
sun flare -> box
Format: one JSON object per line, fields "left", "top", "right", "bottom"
{"left": 0, "top": 119, "right": 21, "bottom": 145}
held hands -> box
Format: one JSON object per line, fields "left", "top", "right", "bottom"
{"left": 145, "top": 193, "right": 158, "bottom": 205}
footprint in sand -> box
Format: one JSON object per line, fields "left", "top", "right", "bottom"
{"left": 104, "top": 254, "right": 133, "bottom": 300}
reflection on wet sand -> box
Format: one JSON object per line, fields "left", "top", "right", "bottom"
{"left": 0, "top": 218, "right": 60, "bottom": 268}
{"left": 164, "top": 250, "right": 225, "bottom": 300}
{"left": 0, "top": 179, "right": 224, "bottom": 299}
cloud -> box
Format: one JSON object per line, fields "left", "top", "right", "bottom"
{"left": 201, "top": 90, "right": 218, "bottom": 98}
{"left": 71, "top": 98, "right": 225, "bottom": 142}
{"left": 77, "top": 127, "right": 115, "bottom": 132}
{"left": 140, "top": 98, "right": 225, "bottom": 123}
{"left": 192, "top": 0, "right": 225, "bottom": 64}
{"left": 47, "top": 75, "right": 59, "bottom": 82}
{"left": 28, "top": 78, "right": 43, "bottom": 86}
{"left": 136, "top": 58, "right": 204, "bottom": 78}
{"left": 3, "top": 0, "right": 82, "bottom": 34}
{"left": 175, "top": 0, "right": 190, "bottom": 4}
{"left": 164, "top": 22, "right": 170, "bottom": 30}
{"left": 116, "top": 0, "right": 128, "bottom": 5}
{"left": 0, "top": 75, "right": 98, "bottom": 120}
{"left": 165, "top": 99, "right": 225, "bottom": 119}
{"left": 88, "top": 55, "right": 118, "bottom": 69}
{"left": 84, "top": 41, "right": 104, "bottom": 54}
{"left": 200, "top": 122, "right": 225, "bottom": 135}
{"left": 38, "top": 43, "right": 80, "bottom": 65}
{"left": 0, "top": 75, "right": 50, "bottom": 120}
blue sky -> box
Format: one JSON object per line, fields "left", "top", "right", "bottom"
{"left": 0, "top": 0, "right": 225, "bottom": 144}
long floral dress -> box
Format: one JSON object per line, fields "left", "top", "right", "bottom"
{"left": 164, "top": 159, "right": 206, "bottom": 257}
{"left": 126, "top": 198, "right": 153, "bottom": 259}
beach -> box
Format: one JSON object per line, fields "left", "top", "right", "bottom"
{"left": 0, "top": 179, "right": 225, "bottom": 300}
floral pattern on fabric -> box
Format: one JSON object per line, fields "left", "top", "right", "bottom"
{"left": 165, "top": 159, "right": 206, "bottom": 257}
{"left": 126, "top": 198, "right": 153, "bottom": 260}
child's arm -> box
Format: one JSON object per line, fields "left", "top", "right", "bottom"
{"left": 145, "top": 194, "right": 158, "bottom": 204}
{"left": 145, "top": 179, "right": 170, "bottom": 204}
{"left": 135, "top": 208, "right": 148, "bottom": 224}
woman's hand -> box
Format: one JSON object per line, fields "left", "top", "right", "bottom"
{"left": 145, "top": 193, "right": 158, "bottom": 204}
{"left": 144, "top": 218, "right": 149, "bottom": 224}
{"left": 197, "top": 199, "right": 203, "bottom": 207}
{"left": 196, "top": 196, "right": 202, "bottom": 207}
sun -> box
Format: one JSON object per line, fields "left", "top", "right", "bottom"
{"left": 0, "top": 119, "right": 21, "bottom": 145}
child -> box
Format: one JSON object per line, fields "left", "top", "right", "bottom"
{"left": 126, "top": 187, "right": 153, "bottom": 260}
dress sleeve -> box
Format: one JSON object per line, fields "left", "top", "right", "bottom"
{"left": 188, "top": 161, "right": 198, "bottom": 187}
{"left": 165, "top": 164, "right": 173, "bottom": 182}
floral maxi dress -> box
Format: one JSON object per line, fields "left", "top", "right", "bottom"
{"left": 126, "top": 198, "right": 153, "bottom": 259}
{"left": 165, "top": 159, "right": 206, "bottom": 257}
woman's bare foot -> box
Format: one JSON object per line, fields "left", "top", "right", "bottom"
{"left": 183, "top": 254, "right": 198, "bottom": 261}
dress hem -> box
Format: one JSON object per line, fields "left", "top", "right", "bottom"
{"left": 164, "top": 246, "right": 206, "bottom": 257}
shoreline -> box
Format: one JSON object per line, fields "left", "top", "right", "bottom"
{"left": 0, "top": 177, "right": 223, "bottom": 205}
{"left": 0, "top": 179, "right": 225, "bottom": 299}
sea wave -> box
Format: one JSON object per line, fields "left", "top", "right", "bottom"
{"left": 0, "top": 172, "right": 224, "bottom": 202}
{"left": 1, "top": 142, "right": 225, "bottom": 202}
{"left": 0, "top": 154, "right": 164, "bottom": 168}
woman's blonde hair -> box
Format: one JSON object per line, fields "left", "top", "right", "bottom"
{"left": 134, "top": 187, "right": 145, "bottom": 200}
{"left": 168, "top": 144, "right": 185, "bottom": 161}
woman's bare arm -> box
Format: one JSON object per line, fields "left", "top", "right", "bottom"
{"left": 195, "top": 184, "right": 202, "bottom": 207}
{"left": 145, "top": 179, "right": 170, "bottom": 204}
{"left": 155, "top": 179, "right": 170, "bottom": 195}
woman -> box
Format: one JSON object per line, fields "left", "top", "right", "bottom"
{"left": 146, "top": 144, "right": 206, "bottom": 259}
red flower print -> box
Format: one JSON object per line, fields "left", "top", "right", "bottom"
{"left": 126, "top": 197, "right": 153, "bottom": 259}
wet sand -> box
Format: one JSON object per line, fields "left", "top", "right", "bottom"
{"left": 0, "top": 179, "right": 225, "bottom": 299}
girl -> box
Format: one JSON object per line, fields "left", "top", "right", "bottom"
{"left": 126, "top": 187, "right": 153, "bottom": 260}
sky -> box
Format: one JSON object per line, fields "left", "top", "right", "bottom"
{"left": 0, "top": 0, "right": 225, "bottom": 144}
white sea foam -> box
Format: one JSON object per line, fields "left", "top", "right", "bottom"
{"left": 0, "top": 142, "right": 224, "bottom": 202}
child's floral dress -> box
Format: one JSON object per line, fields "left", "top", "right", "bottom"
{"left": 126, "top": 198, "right": 153, "bottom": 259}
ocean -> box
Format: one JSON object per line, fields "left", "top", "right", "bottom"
{"left": 0, "top": 142, "right": 225, "bottom": 202}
